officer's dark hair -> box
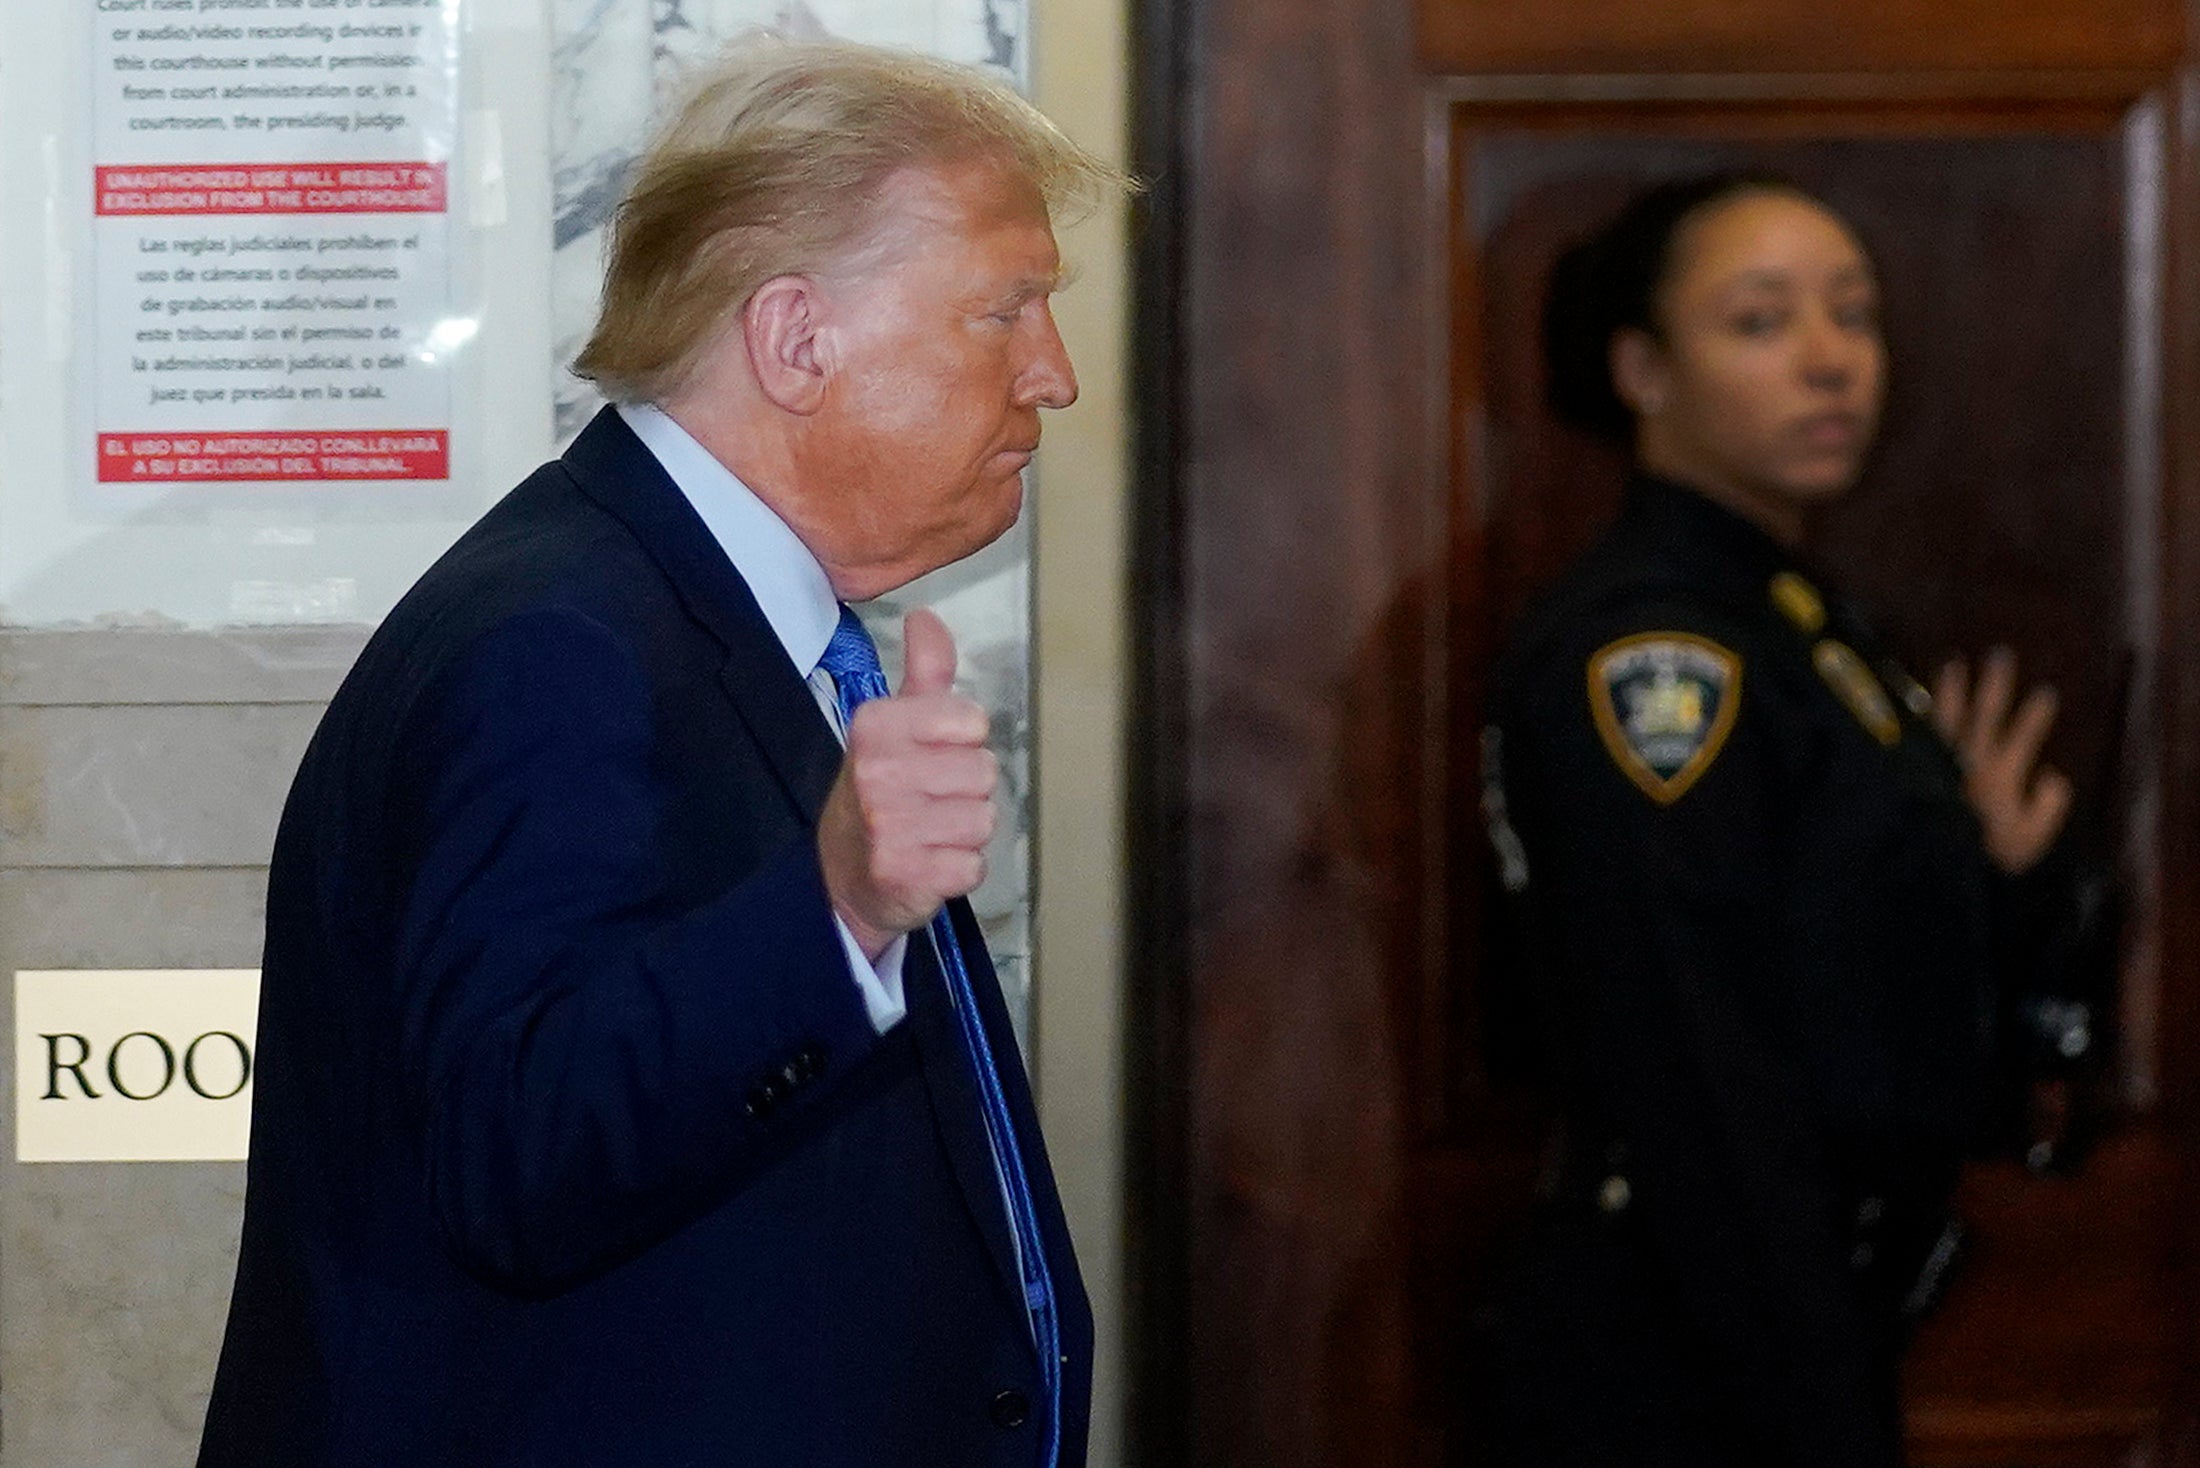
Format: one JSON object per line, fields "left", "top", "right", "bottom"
{"left": 1543, "top": 172, "right": 1830, "bottom": 444}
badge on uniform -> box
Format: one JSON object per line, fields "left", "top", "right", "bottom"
{"left": 1588, "top": 633, "right": 1742, "bottom": 805}
{"left": 1813, "top": 640, "right": 1902, "bottom": 746}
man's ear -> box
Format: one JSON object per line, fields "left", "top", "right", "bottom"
{"left": 1610, "top": 327, "right": 1669, "bottom": 418}
{"left": 744, "top": 275, "right": 829, "bottom": 415}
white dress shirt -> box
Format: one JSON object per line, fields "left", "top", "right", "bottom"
{"left": 618, "top": 401, "right": 909, "bottom": 1033}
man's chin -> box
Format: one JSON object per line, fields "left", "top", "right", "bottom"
{"left": 877, "top": 498, "right": 1027, "bottom": 594}
{"left": 957, "top": 499, "right": 1025, "bottom": 565}
{"left": 970, "top": 475, "right": 1027, "bottom": 542}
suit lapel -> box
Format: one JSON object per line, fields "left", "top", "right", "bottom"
{"left": 903, "top": 911, "right": 1035, "bottom": 1332}
{"left": 560, "top": 407, "right": 841, "bottom": 822}
{"left": 712, "top": 629, "right": 841, "bottom": 825}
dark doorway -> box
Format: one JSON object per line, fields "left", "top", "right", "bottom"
{"left": 1129, "top": 4, "right": 2200, "bottom": 1464}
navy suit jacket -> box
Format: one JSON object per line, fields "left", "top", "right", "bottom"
{"left": 199, "top": 408, "right": 1090, "bottom": 1466}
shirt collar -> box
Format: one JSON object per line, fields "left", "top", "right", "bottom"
{"left": 617, "top": 401, "right": 840, "bottom": 678}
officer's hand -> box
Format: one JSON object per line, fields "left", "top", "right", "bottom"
{"left": 817, "top": 609, "right": 998, "bottom": 961}
{"left": 1932, "top": 646, "right": 2073, "bottom": 874}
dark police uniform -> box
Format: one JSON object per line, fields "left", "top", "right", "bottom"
{"left": 1476, "top": 474, "right": 2102, "bottom": 1467}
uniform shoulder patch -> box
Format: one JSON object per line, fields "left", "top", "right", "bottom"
{"left": 1587, "top": 633, "right": 1743, "bottom": 805}
{"left": 1812, "top": 639, "right": 1902, "bottom": 746}
{"left": 1768, "top": 571, "right": 1826, "bottom": 635}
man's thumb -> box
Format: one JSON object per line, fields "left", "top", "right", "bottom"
{"left": 899, "top": 608, "right": 957, "bottom": 697}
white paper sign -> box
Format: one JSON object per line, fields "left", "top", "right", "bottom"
{"left": 92, "top": 0, "right": 461, "bottom": 485}
{"left": 16, "top": 970, "right": 261, "bottom": 1163}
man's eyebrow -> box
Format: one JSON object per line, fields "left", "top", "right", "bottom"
{"left": 997, "top": 262, "right": 1079, "bottom": 304}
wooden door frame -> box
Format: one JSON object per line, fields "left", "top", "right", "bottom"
{"left": 1127, "top": 0, "right": 1441, "bottom": 1459}
{"left": 1124, "top": 0, "right": 1194, "bottom": 1455}
{"left": 1126, "top": 0, "right": 2200, "bottom": 1461}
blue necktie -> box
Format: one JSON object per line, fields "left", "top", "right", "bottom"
{"left": 817, "top": 605, "right": 1062, "bottom": 1467}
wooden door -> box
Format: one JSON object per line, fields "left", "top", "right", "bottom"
{"left": 1130, "top": 2, "right": 2200, "bottom": 1465}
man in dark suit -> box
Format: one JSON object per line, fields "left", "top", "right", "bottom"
{"left": 198, "top": 39, "right": 1124, "bottom": 1467}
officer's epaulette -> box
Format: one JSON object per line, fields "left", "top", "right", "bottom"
{"left": 1770, "top": 569, "right": 1905, "bottom": 745}
{"left": 1768, "top": 570, "right": 1825, "bottom": 636}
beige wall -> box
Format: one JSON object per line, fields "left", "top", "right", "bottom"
{"left": 1031, "top": 1, "right": 1136, "bottom": 1463}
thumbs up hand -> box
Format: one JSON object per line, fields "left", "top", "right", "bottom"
{"left": 817, "top": 609, "right": 1000, "bottom": 960}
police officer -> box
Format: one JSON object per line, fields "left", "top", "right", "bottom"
{"left": 1477, "top": 174, "right": 2109, "bottom": 1466}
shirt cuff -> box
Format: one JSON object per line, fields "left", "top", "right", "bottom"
{"left": 835, "top": 917, "right": 908, "bottom": 1033}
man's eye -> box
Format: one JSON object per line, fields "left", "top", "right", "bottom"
{"left": 1731, "top": 310, "right": 1783, "bottom": 336}
{"left": 1836, "top": 302, "right": 1880, "bottom": 331}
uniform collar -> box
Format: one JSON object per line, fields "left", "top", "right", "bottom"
{"left": 1618, "top": 470, "right": 1888, "bottom": 650}
{"left": 1623, "top": 470, "right": 1805, "bottom": 585}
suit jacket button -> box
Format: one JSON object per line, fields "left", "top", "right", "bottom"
{"left": 744, "top": 1086, "right": 775, "bottom": 1120}
{"left": 794, "top": 1045, "right": 826, "bottom": 1083}
{"left": 989, "top": 1388, "right": 1031, "bottom": 1429}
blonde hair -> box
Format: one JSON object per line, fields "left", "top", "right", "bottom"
{"left": 573, "top": 37, "right": 1132, "bottom": 403}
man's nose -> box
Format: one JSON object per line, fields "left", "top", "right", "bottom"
{"left": 1019, "top": 306, "right": 1079, "bottom": 409}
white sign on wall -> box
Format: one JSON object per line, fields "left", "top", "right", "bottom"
{"left": 15, "top": 969, "right": 261, "bottom": 1163}
{"left": 92, "top": 0, "right": 460, "bottom": 486}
